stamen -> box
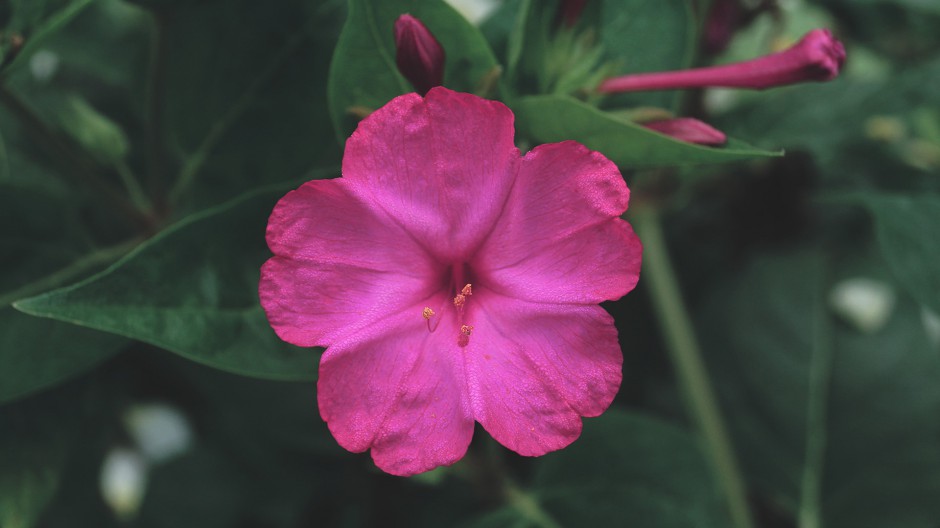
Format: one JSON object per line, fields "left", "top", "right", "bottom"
{"left": 452, "top": 283, "right": 476, "bottom": 346}
{"left": 422, "top": 306, "right": 439, "bottom": 333}
{"left": 457, "top": 325, "right": 473, "bottom": 347}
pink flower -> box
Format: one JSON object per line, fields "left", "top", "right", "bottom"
{"left": 598, "top": 29, "right": 846, "bottom": 93}
{"left": 643, "top": 118, "right": 727, "bottom": 146}
{"left": 394, "top": 14, "right": 445, "bottom": 96}
{"left": 259, "top": 88, "right": 642, "bottom": 476}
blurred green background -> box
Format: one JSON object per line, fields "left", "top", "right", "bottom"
{"left": 2, "top": 0, "right": 940, "bottom": 526}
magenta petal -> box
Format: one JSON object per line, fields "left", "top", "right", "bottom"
{"left": 318, "top": 299, "right": 473, "bottom": 476}
{"left": 462, "top": 289, "right": 623, "bottom": 456}
{"left": 260, "top": 179, "right": 436, "bottom": 347}
{"left": 343, "top": 88, "right": 520, "bottom": 262}
{"left": 475, "top": 141, "right": 642, "bottom": 304}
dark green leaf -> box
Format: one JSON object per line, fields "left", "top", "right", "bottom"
{"left": 700, "top": 252, "right": 940, "bottom": 527}
{"left": 14, "top": 185, "right": 323, "bottom": 381}
{"left": 513, "top": 94, "right": 781, "bottom": 168}
{"left": 534, "top": 410, "right": 730, "bottom": 527}
{"left": 0, "top": 372, "right": 116, "bottom": 528}
{"left": 465, "top": 410, "right": 730, "bottom": 527}
{"left": 0, "top": 181, "right": 129, "bottom": 403}
{"left": 0, "top": 308, "right": 127, "bottom": 403}
{"left": 843, "top": 193, "right": 940, "bottom": 314}
{"left": 154, "top": 0, "right": 343, "bottom": 209}
{"left": 327, "top": 0, "right": 500, "bottom": 141}
{"left": 599, "top": 0, "right": 695, "bottom": 110}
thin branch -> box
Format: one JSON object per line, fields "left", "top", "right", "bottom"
{"left": 168, "top": 31, "right": 308, "bottom": 205}
{"left": 631, "top": 208, "right": 755, "bottom": 528}
{"left": 144, "top": 9, "right": 171, "bottom": 216}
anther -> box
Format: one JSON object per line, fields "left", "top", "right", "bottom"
{"left": 457, "top": 325, "right": 473, "bottom": 347}
{"left": 422, "top": 306, "right": 439, "bottom": 333}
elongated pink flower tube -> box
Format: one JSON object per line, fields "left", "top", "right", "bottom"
{"left": 599, "top": 29, "right": 846, "bottom": 93}
{"left": 643, "top": 118, "right": 727, "bottom": 146}
{"left": 394, "top": 14, "right": 445, "bottom": 96}
{"left": 259, "top": 88, "right": 642, "bottom": 476}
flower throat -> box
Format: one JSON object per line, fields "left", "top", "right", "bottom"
{"left": 423, "top": 265, "right": 475, "bottom": 347}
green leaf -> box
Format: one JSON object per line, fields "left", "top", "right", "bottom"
{"left": 513, "top": 94, "right": 781, "bottom": 168}
{"left": 535, "top": 411, "right": 730, "bottom": 527}
{"left": 0, "top": 374, "right": 111, "bottom": 528}
{"left": 14, "top": 185, "right": 322, "bottom": 381}
{"left": 0, "top": 308, "right": 127, "bottom": 403}
{"left": 0, "top": 181, "right": 129, "bottom": 403}
{"left": 843, "top": 193, "right": 940, "bottom": 314}
{"left": 699, "top": 253, "right": 940, "bottom": 527}
{"left": 327, "top": 0, "right": 500, "bottom": 142}
{"left": 465, "top": 410, "right": 730, "bottom": 527}
{"left": 152, "top": 0, "right": 343, "bottom": 208}
{"left": 599, "top": 0, "right": 695, "bottom": 110}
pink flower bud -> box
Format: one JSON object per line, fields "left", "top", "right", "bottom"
{"left": 702, "top": 0, "right": 743, "bottom": 55}
{"left": 643, "top": 118, "right": 727, "bottom": 146}
{"left": 558, "top": 0, "right": 588, "bottom": 28}
{"left": 599, "top": 29, "right": 846, "bottom": 93}
{"left": 394, "top": 14, "right": 445, "bottom": 96}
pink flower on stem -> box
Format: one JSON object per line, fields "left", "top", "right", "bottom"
{"left": 394, "top": 14, "right": 445, "bottom": 96}
{"left": 643, "top": 118, "right": 727, "bottom": 146}
{"left": 259, "top": 88, "right": 642, "bottom": 476}
{"left": 598, "top": 29, "right": 846, "bottom": 93}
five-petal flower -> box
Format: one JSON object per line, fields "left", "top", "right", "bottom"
{"left": 260, "top": 87, "right": 642, "bottom": 476}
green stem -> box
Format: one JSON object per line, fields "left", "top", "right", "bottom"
{"left": 798, "top": 266, "right": 833, "bottom": 528}
{"left": 168, "top": 31, "right": 307, "bottom": 205}
{"left": 503, "top": 480, "right": 563, "bottom": 528}
{"left": 116, "top": 159, "right": 151, "bottom": 211}
{"left": 631, "top": 208, "right": 754, "bottom": 528}
{"left": 469, "top": 438, "right": 563, "bottom": 528}
{"left": 144, "top": 10, "right": 171, "bottom": 216}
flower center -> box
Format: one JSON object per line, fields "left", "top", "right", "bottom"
{"left": 422, "top": 264, "right": 476, "bottom": 347}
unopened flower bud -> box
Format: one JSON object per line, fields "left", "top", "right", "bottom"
{"left": 394, "top": 14, "right": 445, "bottom": 96}
{"left": 702, "top": 0, "right": 742, "bottom": 55}
{"left": 643, "top": 118, "right": 727, "bottom": 146}
{"left": 599, "top": 29, "right": 846, "bottom": 93}
{"left": 558, "top": 0, "right": 588, "bottom": 28}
